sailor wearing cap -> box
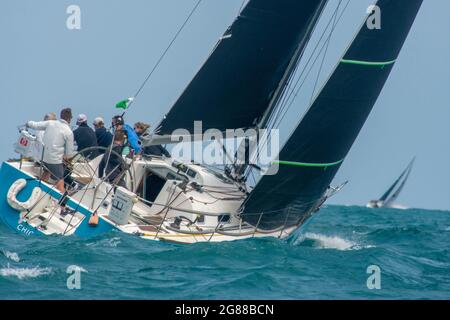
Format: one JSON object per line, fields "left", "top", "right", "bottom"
{"left": 73, "top": 114, "right": 99, "bottom": 160}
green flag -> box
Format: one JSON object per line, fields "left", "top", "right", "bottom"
{"left": 116, "top": 97, "right": 134, "bottom": 110}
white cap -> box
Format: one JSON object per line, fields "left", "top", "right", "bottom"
{"left": 77, "top": 114, "right": 88, "bottom": 125}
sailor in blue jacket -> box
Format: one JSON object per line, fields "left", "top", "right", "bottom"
{"left": 111, "top": 115, "right": 142, "bottom": 154}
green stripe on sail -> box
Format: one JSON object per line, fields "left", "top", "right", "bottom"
{"left": 273, "top": 159, "right": 344, "bottom": 168}
{"left": 340, "top": 59, "right": 396, "bottom": 67}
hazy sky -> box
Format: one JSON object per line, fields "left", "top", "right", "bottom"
{"left": 1, "top": 0, "right": 449, "bottom": 210}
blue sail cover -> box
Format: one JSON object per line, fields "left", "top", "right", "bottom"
{"left": 156, "top": 0, "right": 328, "bottom": 135}
{"left": 242, "top": 0, "right": 424, "bottom": 230}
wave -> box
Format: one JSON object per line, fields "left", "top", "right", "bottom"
{"left": 388, "top": 204, "right": 409, "bottom": 210}
{"left": 2, "top": 250, "right": 20, "bottom": 262}
{"left": 367, "top": 226, "right": 423, "bottom": 238}
{"left": 86, "top": 237, "right": 122, "bottom": 248}
{"left": 0, "top": 264, "right": 52, "bottom": 280}
{"left": 297, "top": 233, "right": 374, "bottom": 251}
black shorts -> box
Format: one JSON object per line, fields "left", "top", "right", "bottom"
{"left": 44, "top": 162, "right": 65, "bottom": 181}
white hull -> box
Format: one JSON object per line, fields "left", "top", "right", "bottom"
{"left": 366, "top": 200, "right": 408, "bottom": 210}
{"left": 1, "top": 157, "right": 301, "bottom": 244}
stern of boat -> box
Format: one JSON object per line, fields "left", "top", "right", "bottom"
{"left": 0, "top": 161, "right": 114, "bottom": 238}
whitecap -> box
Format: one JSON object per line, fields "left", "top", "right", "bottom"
{"left": 106, "top": 237, "right": 122, "bottom": 247}
{"left": 302, "top": 233, "right": 374, "bottom": 251}
{"left": 2, "top": 251, "right": 20, "bottom": 262}
{"left": 0, "top": 264, "right": 52, "bottom": 280}
{"left": 86, "top": 237, "right": 122, "bottom": 248}
{"left": 445, "top": 227, "right": 450, "bottom": 232}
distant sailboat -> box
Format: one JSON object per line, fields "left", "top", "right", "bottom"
{"left": 367, "top": 158, "right": 415, "bottom": 209}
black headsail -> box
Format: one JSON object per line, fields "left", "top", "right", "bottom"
{"left": 241, "top": 0, "right": 423, "bottom": 230}
{"left": 156, "top": 0, "right": 328, "bottom": 135}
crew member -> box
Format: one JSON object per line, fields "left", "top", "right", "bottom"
{"left": 93, "top": 117, "right": 113, "bottom": 153}
{"left": 111, "top": 115, "right": 141, "bottom": 155}
{"left": 99, "top": 130, "right": 127, "bottom": 187}
{"left": 35, "top": 113, "right": 57, "bottom": 144}
{"left": 73, "top": 114, "right": 99, "bottom": 160}
{"left": 134, "top": 122, "right": 171, "bottom": 158}
{"left": 27, "top": 108, "right": 75, "bottom": 215}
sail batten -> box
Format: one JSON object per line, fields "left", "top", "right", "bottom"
{"left": 273, "top": 159, "right": 343, "bottom": 168}
{"left": 340, "top": 59, "right": 397, "bottom": 67}
{"left": 156, "top": 0, "right": 328, "bottom": 135}
{"left": 241, "top": 0, "right": 423, "bottom": 231}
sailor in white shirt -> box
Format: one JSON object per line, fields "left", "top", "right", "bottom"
{"left": 26, "top": 108, "right": 75, "bottom": 199}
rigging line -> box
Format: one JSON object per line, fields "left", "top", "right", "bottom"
{"left": 128, "top": 0, "right": 203, "bottom": 110}
{"left": 249, "top": 168, "right": 257, "bottom": 187}
{"left": 247, "top": 0, "right": 350, "bottom": 170}
{"left": 270, "top": 0, "right": 350, "bottom": 134}
{"left": 62, "top": 152, "right": 126, "bottom": 234}
{"left": 276, "top": 0, "right": 350, "bottom": 129}
{"left": 63, "top": 159, "right": 99, "bottom": 235}
{"left": 247, "top": 1, "right": 350, "bottom": 171}
{"left": 208, "top": 214, "right": 226, "bottom": 242}
{"left": 154, "top": 184, "right": 178, "bottom": 239}
{"left": 265, "top": 1, "right": 334, "bottom": 131}
{"left": 34, "top": 166, "right": 88, "bottom": 230}
{"left": 266, "top": 1, "right": 346, "bottom": 131}
{"left": 153, "top": 183, "right": 184, "bottom": 215}
{"left": 309, "top": 0, "right": 342, "bottom": 105}
{"left": 64, "top": 161, "right": 124, "bottom": 231}
{"left": 277, "top": 0, "right": 351, "bottom": 124}
{"left": 23, "top": 161, "right": 81, "bottom": 220}
{"left": 85, "top": 159, "right": 135, "bottom": 230}
{"left": 242, "top": 3, "right": 331, "bottom": 175}
{"left": 238, "top": 0, "right": 247, "bottom": 15}
{"left": 259, "top": 1, "right": 344, "bottom": 142}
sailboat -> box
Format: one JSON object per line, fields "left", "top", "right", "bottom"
{"left": 367, "top": 158, "right": 415, "bottom": 209}
{"left": 0, "top": 0, "right": 423, "bottom": 243}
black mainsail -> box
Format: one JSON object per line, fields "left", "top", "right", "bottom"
{"left": 241, "top": 0, "right": 423, "bottom": 230}
{"left": 368, "top": 158, "right": 415, "bottom": 208}
{"left": 156, "top": 0, "right": 328, "bottom": 135}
